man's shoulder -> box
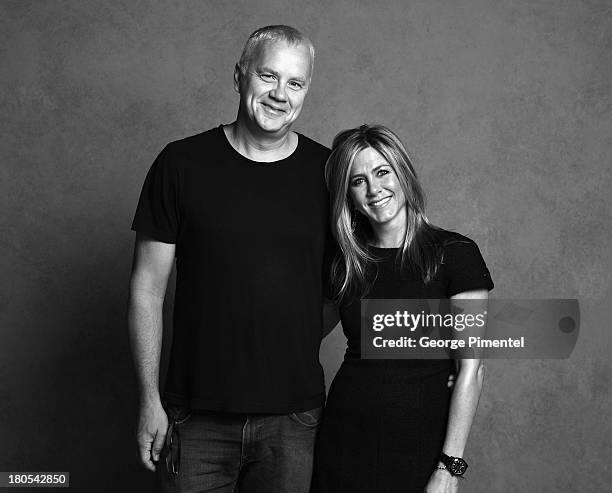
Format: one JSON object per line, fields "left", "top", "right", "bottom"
{"left": 296, "top": 132, "right": 331, "bottom": 159}
{"left": 164, "top": 126, "right": 221, "bottom": 154}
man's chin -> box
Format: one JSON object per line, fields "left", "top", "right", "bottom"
{"left": 255, "top": 119, "right": 290, "bottom": 135}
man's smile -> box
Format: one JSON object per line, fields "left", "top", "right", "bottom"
{"left": 261, "top": 102, "right": 287, "bottom": 115}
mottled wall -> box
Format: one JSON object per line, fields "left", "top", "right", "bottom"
{"left": 2, "top": 0, "right": 611, "bottom": 491}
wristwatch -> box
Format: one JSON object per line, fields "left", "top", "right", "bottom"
{"left": 439, "top": 452, "right": 468, "bottom": 477}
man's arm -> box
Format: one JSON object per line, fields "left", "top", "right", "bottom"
{"left": 127, "top": 233, "right": 176, "bottom": 472}
{"left": 322, "top": 300, "right": 340, "bottom": 339}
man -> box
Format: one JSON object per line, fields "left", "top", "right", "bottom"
{"left": 128, "top": 25, "right": 330, "bottom": 492}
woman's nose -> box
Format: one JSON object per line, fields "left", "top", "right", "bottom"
{"left": 367, "top": 179, "right": 381, "bottom": 196}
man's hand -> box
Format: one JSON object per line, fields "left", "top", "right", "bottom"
{"left": 424, "top": 468, "right": 459, "bottom": 493}
{"left": 136, "top": 400, "right": 168, "bottom": 472}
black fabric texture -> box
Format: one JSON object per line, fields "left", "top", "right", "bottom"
{"left": 132, "top": 126, "right": 331, "bottom": 413}
{"left": 312, "top": 230, "right": 493, "bottom": 492}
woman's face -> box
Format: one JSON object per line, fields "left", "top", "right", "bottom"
{"left": 348, "top": 147, "right": 407, "bottom": 229}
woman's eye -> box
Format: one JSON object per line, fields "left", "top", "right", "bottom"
{"left": 351, "top": 178, "right": 365, "bottom": 186}
{"left": 378, "top": 169, "right": 390, "bottom": 176}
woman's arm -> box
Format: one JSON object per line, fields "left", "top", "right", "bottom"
{"left": 425, "top": 289, "right": 488, "bottom": 493}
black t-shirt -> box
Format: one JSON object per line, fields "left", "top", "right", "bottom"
{"left": 340, "top": 230, "right": 495, "bottom": 360}
{"left": 132, "top": 126, "right": 330, "bottom": 413}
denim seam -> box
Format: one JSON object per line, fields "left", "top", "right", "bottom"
{"left": 175, "top": 411, "right": 192, "bottom": 426}
{"left": 288, "top": 410, "right": 321, "bottom": 428}
{"left": 239, "top": 417, "right": 249, "bottom": 465}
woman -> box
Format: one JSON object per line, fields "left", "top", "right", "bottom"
{"left": 311, "top": 125, "right": 494, "bottom": 493}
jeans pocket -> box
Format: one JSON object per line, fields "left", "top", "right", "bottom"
{"left": 166, "top": 404, "right": 193, "bottom": 426}
{"left": 288, "top": 406, "right": 323, "bottom": 428}
{"left": 163, "top": 405, "right": 192, "bottom": 476}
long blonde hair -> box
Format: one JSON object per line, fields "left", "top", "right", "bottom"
{"left": 325, "top": 124, "right": 443, "bottom": 302}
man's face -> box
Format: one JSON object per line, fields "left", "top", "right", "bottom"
{"left": 235, "top": 40, "right": 312, "bottom": 135}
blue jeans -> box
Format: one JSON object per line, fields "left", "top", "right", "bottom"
{"left": 155, "top": 405, "right": 322, "bottom": 493}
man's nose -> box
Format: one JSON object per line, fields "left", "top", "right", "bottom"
{"left": 269, "top": 82, "right": 288, "bottom": 102}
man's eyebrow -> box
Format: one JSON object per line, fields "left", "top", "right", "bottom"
{"left": 255, "top": 66, "right": 307, "bottom": 83}
{"left": 255, "top": 65, "right": 278, "bottom": 75}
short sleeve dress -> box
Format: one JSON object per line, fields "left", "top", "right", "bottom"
{"left": 311, "top": 230, "right": 494, "bottom": 493}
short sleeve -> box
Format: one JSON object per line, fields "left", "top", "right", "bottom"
{"left": 444, "top": 238, "right": 494, "bottom": 297}
{"left": 131, "top": 145, "right": 180, "bottom": 243}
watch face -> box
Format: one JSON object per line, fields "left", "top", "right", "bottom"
{"left": 450, "top": 457, "right": 468, "bottom": 476}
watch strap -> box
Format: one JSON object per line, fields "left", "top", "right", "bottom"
{"left": 439, "top": 452, "right": 468, "bottom": 477}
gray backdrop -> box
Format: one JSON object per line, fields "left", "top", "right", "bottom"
{"left": 2, "top": 1, "right": 611, "bottom": 491}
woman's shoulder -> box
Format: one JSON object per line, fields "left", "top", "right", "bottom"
{"left": 428, "top": 228, "right": 478, "bottom": 250}
{"left": 432, "top": 228, "right": 494, "bottom": 293}
{"left": 428, "top": 228, "right": 489, "bottom": 270}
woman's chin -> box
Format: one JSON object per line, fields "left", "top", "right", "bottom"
{"left": 368, "top": 212, "right": 398, "bottom": 227}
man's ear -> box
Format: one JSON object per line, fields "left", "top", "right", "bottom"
{"left": 233, "top": 64, "right": 241, "bottom": 93}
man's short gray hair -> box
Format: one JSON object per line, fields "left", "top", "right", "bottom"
{"left": 237, "top": 25, "right": 315, "bottom": 78}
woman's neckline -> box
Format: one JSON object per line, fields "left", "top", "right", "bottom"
{"left": 368, "top": 244, "right": 400, "bottom": 251}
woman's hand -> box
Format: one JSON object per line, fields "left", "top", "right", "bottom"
{"left": 424, "top": 469, "right": 459, "bottom": 493}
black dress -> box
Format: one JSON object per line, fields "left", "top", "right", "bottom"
{"left": 311, "top": 231, "right": 494, "bottom": 493}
